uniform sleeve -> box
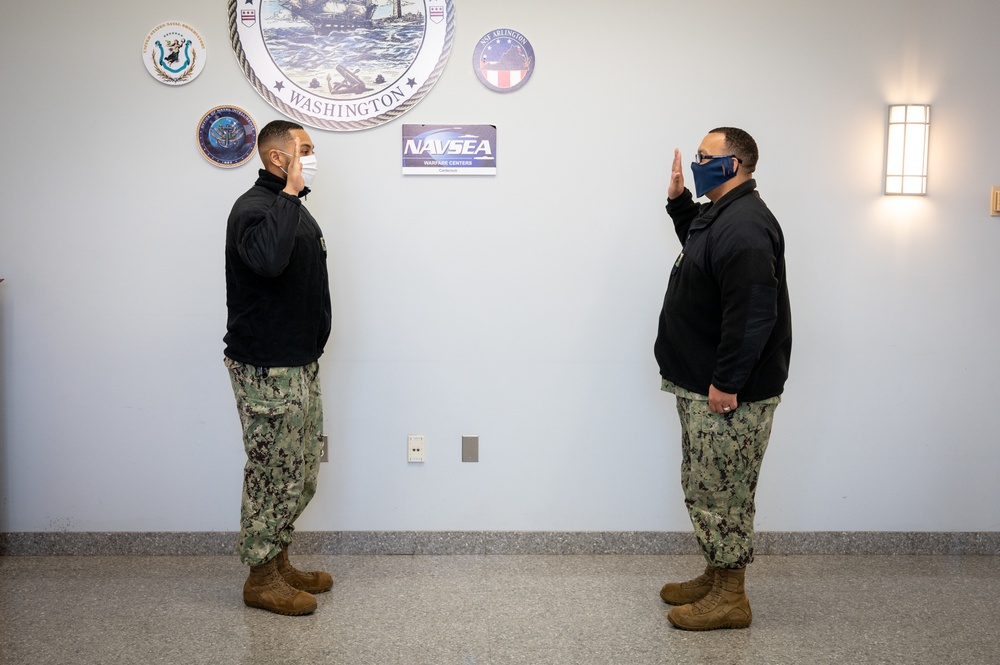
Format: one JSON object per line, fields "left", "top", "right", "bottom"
{"left": 234, "top": 192, "right": 302, "bottom": 278}
{"left": 665, "top": 188, "right": 702, "bottom": 244}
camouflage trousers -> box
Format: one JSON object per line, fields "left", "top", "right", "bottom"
{"left": 674, "top": 393, "right": 779, "bottom": 569}
{"left": 225, "top": 358, "right": 324, "bottom": 566}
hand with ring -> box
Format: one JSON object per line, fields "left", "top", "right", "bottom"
{"left": 708, "top": 384, "right": 738, "bottom": 414}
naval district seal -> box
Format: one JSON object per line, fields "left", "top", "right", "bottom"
{"left": 228, "top": 0, "right": 455, "bottom": 132}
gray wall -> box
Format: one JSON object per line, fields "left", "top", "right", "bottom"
{"left": 1, "top": 0, "right": 998, "bottom": 533}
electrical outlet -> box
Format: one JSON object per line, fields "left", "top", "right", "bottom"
{"left": 319, "top": 435, "right": 329, "bottom": 463}
{"left": 407, "top": 434, "right": 425, "bottom": 463}
{"left": 462, "top": 435, "right": 479, "bottom": 462}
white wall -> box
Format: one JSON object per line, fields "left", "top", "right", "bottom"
{"left": 1, "top": 0, "right": 998, "bottom": 533}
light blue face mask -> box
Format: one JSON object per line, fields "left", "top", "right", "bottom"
{"left": 690, "top": 155, "right": 739, "bottom": 198}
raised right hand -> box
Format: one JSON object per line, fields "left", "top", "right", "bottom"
{"left": 283, "top": 137, "right": 305, "bottom": 195}
{"left": 667, "top": 148, "right": 684, "bottom": 200}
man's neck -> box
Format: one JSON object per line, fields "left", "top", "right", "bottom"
{"left": 706, "top": 175, "right": 751, "bottom": 202}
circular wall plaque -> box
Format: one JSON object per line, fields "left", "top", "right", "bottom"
{"left": 197, "top": 106, "right": 258, "bottom": 168}
{"left": 228, "top": 0, "right": 455, "bottom": 132}
{"left": 473, "top": 28, "right": 534, "bottom": 93}
{"left": 142, "top": 21, "right": 207, "bottom": 86}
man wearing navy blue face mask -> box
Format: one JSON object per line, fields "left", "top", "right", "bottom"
{"left": 654, "top": 127, "right": 792, "bottom": 631}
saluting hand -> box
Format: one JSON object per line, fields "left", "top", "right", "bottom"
{"left": 667, "top": 148, "right": 684, "bottom": 200}
{"left": 283, "top": 137, "right": 305, "bottom": 195}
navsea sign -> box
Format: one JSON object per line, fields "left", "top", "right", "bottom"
{"left": 229, "top": 0, "right": 455, "bottom": 132}
{"left": 402, "top": 125, "right": 496, "bottom": 175}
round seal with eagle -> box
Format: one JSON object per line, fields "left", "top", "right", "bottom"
{"left": 197, "top": 106, "right": 258, "bottom": 168}
{"left": 229, "top": 0, "right": 455, "bottom": 131}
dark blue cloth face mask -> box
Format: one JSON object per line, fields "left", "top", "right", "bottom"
{"left": 690, "top": 156, "right": 739, "bottom": 198}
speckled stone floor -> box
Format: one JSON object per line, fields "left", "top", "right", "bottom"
{"left": 1, "top": 553, "right": 997, "bottom": 664}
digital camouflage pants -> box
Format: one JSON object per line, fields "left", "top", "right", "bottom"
{"left": 674, "top": 393, "right": 779, "bottom": 569}
{"left": 225, "top": 358, "right": 324, "bottom": 566}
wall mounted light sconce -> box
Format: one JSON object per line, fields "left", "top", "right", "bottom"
{"left": 884, "top": 104, "right": 930, "bottom": 195}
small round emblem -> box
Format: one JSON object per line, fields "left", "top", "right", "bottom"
{"left": 197, "top": 106, "right": 258, "bottom": 168}
{"left": 473, "top": 29, "right": 535, "bottom": 93}
{"left": 142, "top": 22, "right": 207, "bottom": 86}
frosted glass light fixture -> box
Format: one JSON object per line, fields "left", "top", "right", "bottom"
{"left": 884, "top": 104, "right": 930, "bottom": 195}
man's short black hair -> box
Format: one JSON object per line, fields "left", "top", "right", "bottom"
{"left": 258, "top": 120, "right": 304, "bottom": 155}
{"left": 710, "top": 126, "right": 758, "bottom": 174}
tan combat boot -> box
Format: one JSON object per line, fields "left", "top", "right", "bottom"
{"left": 243, "top": 555, "right": 318, "bottom": 616}
{"left": 276, "top": 545, "right": 333, "bottom": 594}
{"left": 667, "top": 566, "right": 752, "bottom": 631}
{"left": 659, "top": 565, "right": 715, "bottom": 606}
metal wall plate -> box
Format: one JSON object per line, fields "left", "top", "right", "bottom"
{"left": 462, "top": 435, "right": 479, "bottom": 463}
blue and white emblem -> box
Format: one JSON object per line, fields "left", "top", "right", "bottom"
{"left": 142, "top": 22, "right": 207, "bottom": 86}
{"left": 197, "top": 106, "right": 258, "bottom": 168}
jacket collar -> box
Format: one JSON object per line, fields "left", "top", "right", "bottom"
{"left": 254, "top": 169, "right": 311, "bottom": 199}
{"left": 691, "top": 178, "right": 756, "bottom": 229}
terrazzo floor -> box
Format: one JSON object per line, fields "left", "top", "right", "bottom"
{"left": 1, "top": 553, "right": 997, "bottom": 664}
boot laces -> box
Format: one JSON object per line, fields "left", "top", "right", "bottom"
{"left": 260, "top": 564, "right": 298, "bottom": 599}
{"left": 691, "top": 584, "right": 722, "bottom": 612}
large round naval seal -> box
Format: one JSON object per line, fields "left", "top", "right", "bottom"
{"left": 197, "top": 106, "right": 258, "bottom": 167}
{"left": 229, "top": 0, "right": 455, "bottom": 132}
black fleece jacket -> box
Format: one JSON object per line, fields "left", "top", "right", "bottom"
{"left": 654, "top": 179, "right": 791, "bottom": 401}
{"left": 224, "top": 170, "right": 331, "bottom": 367}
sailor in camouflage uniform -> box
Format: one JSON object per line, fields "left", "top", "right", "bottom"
{"left": 654, "top": 127, "right": 792, "bottom": 631}
{"left": 224, "top": 120, "right": 333, "bottom": 616}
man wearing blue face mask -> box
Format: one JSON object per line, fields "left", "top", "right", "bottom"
{"left": 654, "top": 127, "right": 792, "bottom": 631}
{"left": 224, "top": 120, "right": 333, "bottom": 616}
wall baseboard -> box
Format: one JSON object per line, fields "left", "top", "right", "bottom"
{"left": 1, "top": 531, "right": 998, "bottom": 556}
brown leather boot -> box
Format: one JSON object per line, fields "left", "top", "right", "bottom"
{"left": 276, "top": 546, "right": 333, "bottom": 594}
{"left": 659, "top": 565, "right": 715, "bottom": 606}
{"left": 243, "top": 556, "right": 318, "bottom": 616}
{"left": 667, "top": 566, "right": 752, "bottom": 631}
